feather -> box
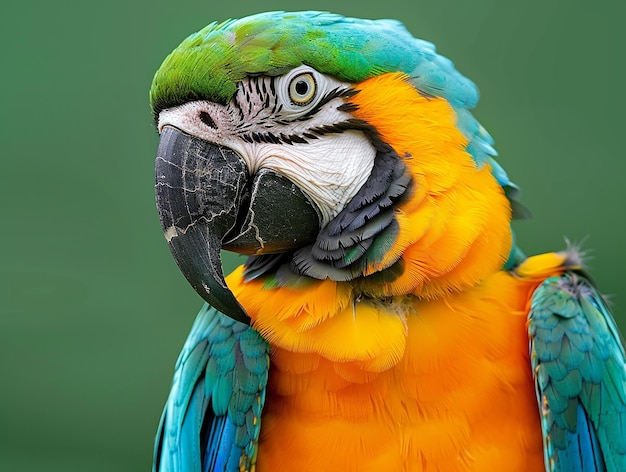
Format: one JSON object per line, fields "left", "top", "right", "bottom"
{"left": 153, "top": 305, "right": 269, "bottom": 472}
{"left": 529, "top": 272, "right": 626, "bottom": 471}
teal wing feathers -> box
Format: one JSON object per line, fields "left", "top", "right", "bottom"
{"left": 154, "top": 304, "right": 269, "bottom": 472}
{"left": 529, "top": 271, "right": 626, "bottom": 471}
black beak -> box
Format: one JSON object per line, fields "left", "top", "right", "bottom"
{"left": 155, "top": 126, "right": 320, "bottom": 324}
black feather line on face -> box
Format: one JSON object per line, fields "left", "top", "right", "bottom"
{"left": 236, "top": 117, "right": 375, "bottom": 146}
{"left": 294, "top": 87, "right": 357, "bottom": 122}
{"left": 233, "top": 87, "right": 361, "bottom": 146}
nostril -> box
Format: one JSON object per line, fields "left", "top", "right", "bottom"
{"left": 199, "top": 111, "right": 217, "bottom": 129}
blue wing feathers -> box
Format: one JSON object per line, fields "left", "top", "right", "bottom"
{"left": 562, "top": 403, "right": 606, "bottom": 472}
{"left": 154, "top": 304, "right": 269, "bottom": 472}
{"left": 202, "top": 416, "right": 238, "bottom": 472}
{"left": 529, "top": 272, "right": 626, "bottom": 471}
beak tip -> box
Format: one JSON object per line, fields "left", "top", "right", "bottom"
{"left": 198, "top": 282, "right": 251, "bottom": 325}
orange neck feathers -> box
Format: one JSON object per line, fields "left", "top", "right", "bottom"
{"left": 348, "top": 73, "right": 512, "bottom": 299}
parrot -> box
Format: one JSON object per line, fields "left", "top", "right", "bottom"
{"left": 149, "top": 11, "right": 626, "bottom": 472}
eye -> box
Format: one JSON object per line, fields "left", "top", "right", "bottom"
{"left": 288, "top": 73, "right": 317, "bottom": 106}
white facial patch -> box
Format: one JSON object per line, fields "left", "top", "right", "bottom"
{"left": 238, "top": 131, "right": 375, "bottom": 225}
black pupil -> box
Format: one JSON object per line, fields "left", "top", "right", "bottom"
{"left": 295, "top": 79, "right": 309, "bottom": 96}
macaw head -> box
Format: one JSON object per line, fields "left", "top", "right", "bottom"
{"left": 151, "top": 11, "right": 525, "bottom": 324}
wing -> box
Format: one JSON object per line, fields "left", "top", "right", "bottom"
{"left": 153, "top": 304, "right": 269, "bottom": 472}
{"left": 528, "top": 271, "right": 626, "bottom": 471}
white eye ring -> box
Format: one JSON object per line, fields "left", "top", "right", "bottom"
{"left": 288, "top": 72, "right": 317, "bottom": 106}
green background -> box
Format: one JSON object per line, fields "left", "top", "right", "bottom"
{"left": 1, "top": 0, "right": 624, "bottom": 470}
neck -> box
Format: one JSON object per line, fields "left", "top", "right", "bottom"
{"left": 347, "top": 72, "right": 512, "bottom": 300}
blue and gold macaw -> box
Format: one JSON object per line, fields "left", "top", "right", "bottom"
{"left": 150, "top": 11, "right": 626, "bottom": 471}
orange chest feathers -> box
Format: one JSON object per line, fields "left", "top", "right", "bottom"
{"left": 227, "top": 268, "right": 546, "bottom": 471}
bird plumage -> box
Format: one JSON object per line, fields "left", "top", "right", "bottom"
{"left": 150, "top": 10, "right": 626, "bottom": 471}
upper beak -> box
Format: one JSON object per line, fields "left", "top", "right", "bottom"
{"left": 155, "top": 126, "right": 320, "bottom": 324}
